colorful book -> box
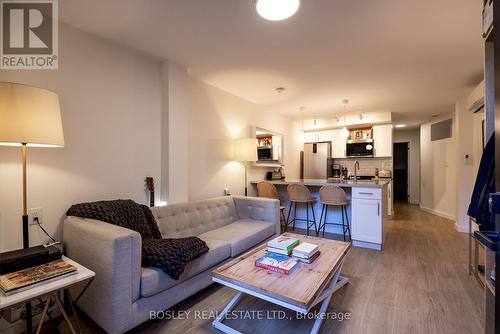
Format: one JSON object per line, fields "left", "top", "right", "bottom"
{"left": 255, "top": 252, "right": 298, "bottom": 275}
{"left": 294, "top": 251, "right": 321, "bottom": 264}
{"left": 266, "top": 247, "right": 292, "bottom": 256}
{"left": 292, "top": 242, "right": 319, "bottom": 257}
{"left": 0, "top": 259, "right": 77, "bottom": 296}
{"left": 266, "top": 236, "right": 300, "bottom": 251}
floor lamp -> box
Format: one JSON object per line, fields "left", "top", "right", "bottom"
{"left": 234, "top": 138, "right": 257, "bottom": 196}
{"left": 0, "top": 82, "right": 64, "bottom": 333}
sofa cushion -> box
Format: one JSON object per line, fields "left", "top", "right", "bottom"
{"left": 150, "top": 197, "right": 238, "bottom": 238}
{"left": 198, "top": 219, "right": 276, "bottom": 257}
{"left": 140, "top": 238, "right": 230, "bottom": 298}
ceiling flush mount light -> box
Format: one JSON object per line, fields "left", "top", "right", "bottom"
{"left": 395, "top": 124, "right": 406, "bottom": 128}
{"left": 256, "top": 0, "right": 300, "bottom": 21}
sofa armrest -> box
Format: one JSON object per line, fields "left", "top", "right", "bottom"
{"left": 233, "top": 196, "right": 281, "bottom": 235}
{"left": 63, "top": 217, "right": 142, "bottom": 334}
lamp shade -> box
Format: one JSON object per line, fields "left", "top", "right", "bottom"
{"left": 234, "top": 138, "right": 257, "bottom": 162}
{"left": 0, "top": 82, "right": 64, "bottom": 147}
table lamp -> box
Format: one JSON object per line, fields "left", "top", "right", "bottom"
{"left": 0, "top": 82, "right": 64, "bottom": 250}
{"left": 234, "top": 138, "right": 257, "bottom": 196}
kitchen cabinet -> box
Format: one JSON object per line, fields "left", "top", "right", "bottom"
{"left": 331, "top": 129, "right": 346, "bottom": 158}
{"left": 373, "top": 124, "right": 393, "bottom": 157}
{"left": 317, "top": 130, "right": 332, "bottom": 142}
{"left": 303, "top": 130, "right": 332, "bottom": 143}
{"left": 351, "top": 186, "right": 385, "bottom": 250}
{"left": 303, "top": 132, "right": 317, "bottom": 143}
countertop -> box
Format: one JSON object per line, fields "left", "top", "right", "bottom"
{"left": 250, "top": 178, "right": 389, "bottom": 188}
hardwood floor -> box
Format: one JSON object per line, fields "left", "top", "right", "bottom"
{"left": 73, "top": 202, "right": 484, "bottom": 334}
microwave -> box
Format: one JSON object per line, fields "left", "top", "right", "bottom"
{"left": 257, "top": 147, "right": 273, "bottom": 160}
{"left": 346, "top": 139, "right": 374, "bottom": 157}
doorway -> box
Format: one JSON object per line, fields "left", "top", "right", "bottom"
{"left": 393, "top": 142, "right": 409, "bottom": 202}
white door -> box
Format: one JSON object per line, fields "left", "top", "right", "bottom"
{"left": 387, "top": 180, "right": 393, "bottom": 215}
{"left": 351, "top": 198, "right": 382, "bottom": 244}
{"left": 331, "top": 129, "right": 346, "bottom": 158}
{"left": 373, "top": 124, "right": 393, "bottom": 157}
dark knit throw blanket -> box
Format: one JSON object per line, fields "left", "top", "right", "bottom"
{"left": 66, "top": 199, "right": 209, "bottom": 280}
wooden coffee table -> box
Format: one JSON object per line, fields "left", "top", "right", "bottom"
{"left": 212, "top": 233, "right": 351, "bottom": 334}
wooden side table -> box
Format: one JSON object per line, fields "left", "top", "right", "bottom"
{"left": 0, "top": 256, "right": 95, "bottom": 334}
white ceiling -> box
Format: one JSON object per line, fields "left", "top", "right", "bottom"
{"left": 60, "top": 0, "right": 484, "bottom": 125}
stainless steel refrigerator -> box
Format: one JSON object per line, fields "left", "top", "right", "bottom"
{"left": 303, "top": 142, "right": 331, "bottom": 179}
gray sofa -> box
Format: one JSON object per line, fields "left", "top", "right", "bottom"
{"left": 63, "top": 196, "right": 280, "bottom": 333}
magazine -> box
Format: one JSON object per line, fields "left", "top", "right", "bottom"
{"left": 0, "top": 259, "right": 77, "bottom": 296}
{"left": 255, "top": 252, "right": 298, "bottom": 275}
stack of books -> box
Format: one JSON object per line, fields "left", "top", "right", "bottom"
{"left": 266, "top": 236, "right": 300, "bottom": 256}
{"left": 292, "top": 242, "right": 321, "bottom": 264}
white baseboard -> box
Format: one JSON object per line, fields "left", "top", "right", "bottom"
{"left": 352, "top": 240, "right": 382, "bottom": 251}
{"left": 419, "top": 205, "right": 456, "bottom": 221}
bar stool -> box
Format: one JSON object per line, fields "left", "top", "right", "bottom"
{"left": 256, "top": 181, "right": 287, "bottom": 233}
{"left": 318, "top": 185, "right": 351, "bottom": 241}
{"left": 286, "top": 184, "right": 318, "bottom": 236}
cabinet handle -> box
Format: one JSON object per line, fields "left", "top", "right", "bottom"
{"left": 359, "top": 192, "right": 373, "bottom": 195}
{"left": 378, "top": 202, "right": 380, "bottom": 216}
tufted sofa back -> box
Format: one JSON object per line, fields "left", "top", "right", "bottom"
{"left": 150, "top": 196, "right": 239, "bottom": 238}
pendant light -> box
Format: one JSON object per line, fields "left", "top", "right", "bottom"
{"left": 340, "top": 99, "right": 350, "bottom": 139}
{"left": 256, "top": 0, "right": 300, "bottom": 21}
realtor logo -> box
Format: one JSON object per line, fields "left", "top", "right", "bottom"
{"left": 1, "top": 0, "right": 58, "bottom": 69}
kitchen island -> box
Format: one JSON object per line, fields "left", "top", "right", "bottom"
{"left": 250, "top": 179, "right": 389, "bottom": 250}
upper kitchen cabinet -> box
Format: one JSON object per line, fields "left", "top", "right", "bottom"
{"left": 303, "top": 132, "right": 317, "bottom": 143}
{"left": 317, "top": 130, "right": 332, "bottom": 142}
{"left": 303, "top": 130, "right": 332, "bottom": 143}
{"left": 372, "top": 124, "right": 393, "bottom": 157}
{"left": 331, "top": 129, "right": 346, "bottom": 158}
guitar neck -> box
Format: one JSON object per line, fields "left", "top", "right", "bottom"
{"left": 150, "top": 192, "right": 155, "bottom": 208}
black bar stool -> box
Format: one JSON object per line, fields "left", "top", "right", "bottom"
{"left": 318, "top": 185, "right": 351, "bottom": 241}
{"left": 286, "top": 184, "right": 318, "bottom": 236}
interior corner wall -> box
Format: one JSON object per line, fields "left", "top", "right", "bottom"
{"left": 420, "top": 113, "right": 457, "bottom": 221}
{"left": 187, "top": 76, "right": 298, "bottom": 200}
{"left": 161, "top": 61, "right": 189, "bottom": 204}
{"left": 393, "top": 129, "right": 420, "bottom": 204}
{"left": 454, "top": 97, "right": 474, "bottom": 232}
{"left": 0, "top": 23, "right": 162, "bottom": 252}
{"left": 454, "top": 81, "right": 485, "bottom": 233}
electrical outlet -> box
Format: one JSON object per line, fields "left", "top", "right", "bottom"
{"left": 28, "top": 207, "right": 43, "bottom": 225}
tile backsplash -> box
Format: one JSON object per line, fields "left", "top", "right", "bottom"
{"left": 333, "top": 157, "right": 392, "bottom": 176}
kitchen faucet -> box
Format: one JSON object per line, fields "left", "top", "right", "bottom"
{"left": 354, "top": 160, "right": 360, "bottom": 183}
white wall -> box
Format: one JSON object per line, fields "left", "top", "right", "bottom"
{"left": 0, "top": 23, "right": 162, "bottom": 251}
{"left": 187, "top": 77, "right": 299, "bottom": 200}
{"left": 420, "top": 113, "right": 457, "bottom": 220}
{"left": 161, "top": 61, "right": 189, "bottom": 204}
{"left": 394, "top": 129, "right": 420, "bottom": 204}
{"left": 454, "top": 81, "right": 485, "bottom": 232}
